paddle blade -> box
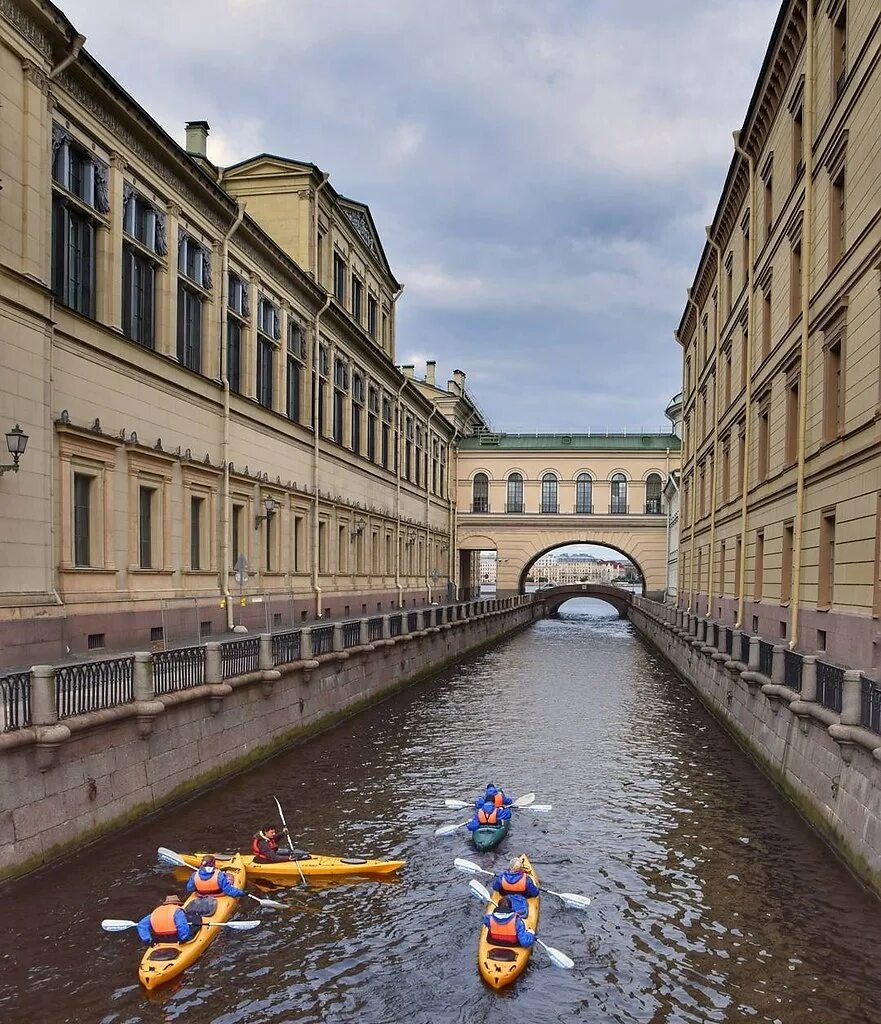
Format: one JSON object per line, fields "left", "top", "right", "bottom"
{"left": 434, "top": 820, "right": 468, "bottom": 836}
{"left": 538, "top": 940, "right": 575, "bottom": 969}
{"left": 157, "top": 846, "right": 188, "bottom": 867}
{"left": 557, "top": 892, "right": 592, "bottom": 910}
{"left": 512, "top": 792, "right": 536, "bottom": 808}
{"left": 248, "top": 894, "right": 287, "bottom": 910}
{"left": 214, "top": 920, "right": 260, "bottom": 930}
{"left": 527, "top": 804, "right": 553, "bottom": 813}
{"left": 453, "top": 856, "right": 485, "bottom": 875}
{"left": 101, "top": 919, "right": 137, "bottom": 932}
{"left": 468, "top": 879, "right": 492, "bottom": 902}
{"left": 444, "top": 798, "right": 470, "bottom": 809}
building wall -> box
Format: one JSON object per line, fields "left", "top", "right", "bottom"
{"left": 676, "top": 0, "right": 881, "bottom": 670}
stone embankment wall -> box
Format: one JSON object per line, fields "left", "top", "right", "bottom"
{"left": 0, "top": 598, "right": 538, "bottom": 880}
{"left": 631, "top": 597, "right": 881, "bottom": 893}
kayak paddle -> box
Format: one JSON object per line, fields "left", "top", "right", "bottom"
{"left": 467, "top": 880, "right": 574, "bottom": 969}
{"left": 155, "top": 847, "right": 287, "bottom": 910}
{"left": 444, "top": 792, "right": 537, "bottom": 810}
{"left": 101, "top": 918, "right": 260, "bottom": 932}
{"left": 274, "top": 796, "right": 307, "bottom": 885}
{"left": 453, "top": 857, "right": 591, "bottom": 910}
{"left": 434, "top": 818, "right": 471, "bottom": 836}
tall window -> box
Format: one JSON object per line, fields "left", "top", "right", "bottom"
{"left": 610, "top": 473, "right": 627, "bottom": 514}
{"left": 381, "top": 397, "right": 391, "bottom": 469}
{"left": 790, "top": 240, "right": 802, "bottom": 322}
{"left": 754, "top": 529, "right": 764, "bottom": 600}
{"left": 73, "top": 473, "right": 92, "bottom": 567}
{"left": 645, "top": 474, "right": 662, "bottom": 514}
{"left": 719, "top": 540, "right": 727, "bottom": 595}
{"left": 725, "top": 254, "right": 733, "bottom": 317}
{"left": 507, "top": 473, "right": 524, "bottom": 513}
{"left": 333, "top": 357, "right": 348, "bottom": 444}
{"left": 138, "top": 485, "right": 154, "bottom": 569}
{"left": 333, "top": 253, "right": 346, "bottom": 302}
{"left": 472, "top": 473, "right": 489, "bottom": 513}
{"left": 367, "top": 387, "right": 379, "bottom": 462}
{"left": 781, "top": 520, "right": 794, "bottom": 602}
{"left": 758, "top": 405, "right": 770, "bottom": 481}
{"left": 190, "top": 496, "right": 203, "bottom": 570}
{"left": 737, "top": 426, "right": 746, "bottom": 491}
{"left": 823, "top": 338, "right": 844, "bottom": 440}
{"left": 742, "top": 220, "right": 750, "bottom": 283}
{"left": 256, "top": 296, "right": 279, "bottom": 410}
{"left": 227, "top": 271, "right": 248, "bottom": 393}
{"left": 832, "top": 3, "right": 847, "bottom": 99}
{"left": 177, "top": 234, "right": 211, "bottom": 373}
{"left": 740, "top": 323, "right": 749, "bottom": 389}
{"left": 819, "top": 508, "right": 836, "bottom": 608}
{"left": 404, "top": 418, "right": 413, "bottom": 481}
{"left": 734, "top": 535, "right": 742, "bottom": 595}
{"left": 724, "top": 348, "right": 732, "bottom": 407}
{"left": 761, "top": 285, "right": 772, "bottom": 359}
{"left": 439, "top": 443, "right": 446, "bottom": 496}
{"left": 540, "top": 474, "right": 558, "bottom": 514}
{"left": 286, "top": 319, "right": 305, "bottom": 422}
{"left": 231, "top": 504, "right": 243, "bottom": 566}
{"left": 792, "top": 102, "right": 804, "bottom": 182}
{"left": 763, "top": 166, "right": 773, "bottom": 240}
{"left": 785, "top": 376, "right": 799, "bottom": 465}
{"left": 122, "top": 188, "right": 164, "bottom": 348}
{"left": 722, "top": 439, "right": 731, "bottom": 500}
{"left": 317, "top": 343, "right": 329, "bottom": 436}
{"left": 575, "top": 473, "right": 592, "bottom": 514}
{"left": 351, "top": 274, "right": 363, "bottom": 323}
{"left": 352, "top": 372, "right": 364, "bottom": 454}
{"left": 367, "top": 296, "right": 378, "bottom": 339}
{"left": 829, "top": 164, "right": 846, "bottom": 266}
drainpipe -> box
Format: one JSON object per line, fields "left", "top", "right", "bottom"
{"left": 48, "top": 32, "right": 86, "bottom": 79}
{"left": 705, "top": 228, "right": 724, "bottom": 620}
{"left": 733, "top": 130, "right": 756, "bottom": 630}
{"left": 684, "top": 292, "right": 700, "bottom": 613}
{"left": 218, "top": 202, "right": 246, "bottom": 630}
{"left": 424, "top": 406, "right": 437, "bottom": 603}
{"left": 393, "top": 375, "right": 407, "bottom": 608}
{"left": 789, "top": 1, "right": 815, "bottom": 651}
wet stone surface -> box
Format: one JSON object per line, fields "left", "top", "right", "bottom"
{"left": 2, "top": 598, "right": 880, "bottom": 1023}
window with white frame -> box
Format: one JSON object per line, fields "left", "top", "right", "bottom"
{"left": 177, "top": 233, "right": 212, "bottom": 372}
{"left": 256, "top": 295, "right": 279, "bottom": 410}
{"left": 121, "top": 186, "right": 166, "bottom": 349}
{"left": 226, "top": 270, "right": 249, "bottom": 394}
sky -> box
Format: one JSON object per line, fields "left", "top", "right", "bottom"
{"left": 60, "top": 0, "right": 780, "bottom": 431}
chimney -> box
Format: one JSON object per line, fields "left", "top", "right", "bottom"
{"left": 425, "top": 360, "right": 437, "bottom": 387}
{"left": 449, "top": 369, "right": 466, "bottom": 393}
{"left": 402, "top": 364, "right": 415, "bottom": 378}
{"left": 185, "top": 120, "right": 209, "bottom": 159}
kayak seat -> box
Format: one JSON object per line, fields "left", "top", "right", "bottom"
{"left": 340, "top": 858, "right": 368, "bottom": 865}
{"left": 487, "top": 948, "right": 517, "bottom": 961}
{"left": 188, "top": 897, "right": 217, "bottom": 917}
{"left": 148, "top": 947, "right": 180, "bottom": 961}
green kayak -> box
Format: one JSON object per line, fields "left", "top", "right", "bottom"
{"left": 471, "top": 817, "right": 510, "bottom": 852}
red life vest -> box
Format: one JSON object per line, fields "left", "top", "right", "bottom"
{"left": 252, "top": 832, "right": 278, "bottom": 857}
{"left": 149, "top": 904, "right": 180, "bottom": 939}
{"left": 500, "top": 871, "right": 528, "bottom": 893}
{"left": 487, "top": 912, "right": 519, "bottom": 946}
{"left": 193, "top": 869, "right": 223, "bottom": 896}
{"left": 478, "top": 807, "right": 499, "bottom": 825}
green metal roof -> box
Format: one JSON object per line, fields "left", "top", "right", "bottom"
{"left": 458, "top": 431, "right": 681, "bottom": 451}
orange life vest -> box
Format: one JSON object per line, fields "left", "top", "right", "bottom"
{"left": 149, "top": 904, "right": 180, "bottom": 939}
{"left": 500, "top": 871, "right": 528, "bottom": 893}
{"left": 493, "top": 792, "right": 505, "bottom": 808}
{"left": 252, "top": 832, "right": 278, "bottom": 858}
{"left": 478, "top": 807, "right": 499, "bottom": 825}
{"left": 193, "top": 869, "right": 223, "bottom": 896}
{"left": 487, "top": 912, "right": 519, "bottom": 946}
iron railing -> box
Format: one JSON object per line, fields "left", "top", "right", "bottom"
{"left": 407, "top": 611, "right": 419, "bottom": 632}
{"left": 816, "top": 662, "right": 843, "bottom": 713}
{"left": 56, "top": 657, "right": 134, "bottom": 719}
{"left": 861, "top": 676, "right": 881, "bottom": 733}
{"left": 723, "top": 628, "right": 733, "bottom": 656}
{"left": 1, "top": 671, "right": 31, "bottom": 732}
{"left": 221, "top": 637, "right": 259, "bottom": 680}
{"left": 367, "top": 617, "right": 384, "bottom": 642}
{"left": 272, "top": 630, "right": 301, "bottom": 666}
{"left": 446, "top": 606, "right": 455, "bottom": 623}
{"left": 758, "top": 640, "right": 774, "bottom": 678}
{"left": 343, "top": 620, "right": 362, "bottom": 647}
{"left": 740, "top": 633, "right": 751, "bottom": 665}
{"left": 154, "top": 646, "right": 205, "bottom": 694}
{"left": 389, "top": 614, "right": 403, "bottom": 638}
{"left": 784, "top": 651, "right": 803, "bottom": 692}
{"left": 311, "top": 624, "right": 334, "bottom": 655}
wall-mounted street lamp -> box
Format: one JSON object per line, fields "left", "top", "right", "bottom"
{"left": 254, "top": 495, "right": 279, "bottom": 529}
{"left": 406, "top": 529, "right": 417, "bottom": 545}
{"left": 0, "top": 424, "right": 29, "bottom": 477}
{"left": 350, "top": 517, "right": 366, "bottom": 538}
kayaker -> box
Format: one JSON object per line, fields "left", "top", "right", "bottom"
{"left": 483, "top": 895, "right": 535, "bottom": 948}
{"left": 491, "top": 855, "right": 540, "bottom": 915}
{"left": 474, "top": 784, "right": 513, "bottom": 809}
{"left": 186, "top": 855, "right": 247, "bottom": 898}
{"left": 466, "top": 800, "right": 512, "bottom": 832}
{"left": 136, "top": 895, "right": 201, "bottom": 945}
{"left": 252, "top": 825, "right": 309, "bottom": 863}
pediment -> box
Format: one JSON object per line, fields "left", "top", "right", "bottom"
{"left": 339, "top": 200, "right": 379, "bottom": 256}
{"left": 222, "top": 154, "right": 314, "bottom": 182}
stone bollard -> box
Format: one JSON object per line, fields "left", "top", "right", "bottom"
{"left": 840, "top": 669, "right": 863, "bottom": 726}
{"left": 772, "top": 645, "right": 785, "bottom": 685}
{"left": 748, "top": 636, "right": 760, "bottom": 671}
{"left": 414, "top": 610, "right": 423, "bottom": 631}
{"left": 204, "top": 643, "right": 222, "bottom": 685}
{"left": 333, "top": 623, "right": 345, "bottom": 652}
{"left": 381, "top": 615, "right": 391, "bottom": 641}
{"left": 359, "top": 617, "right": 370, "bottom": 645}
{"left": 133, "top": 651, "right": 155, "bottom": 700}
{"left": 731, "top": 629, "right": 742, "bottom": 663}
{"left": 801, "top": 655, "right": 817, "bottom": 702}
{"left": 30, "top": 665, "right": 58, "bottom": 727}
{"left": 258, "top": 634, "right": 273, "bottom": 671}
{"left": 696, "top": 618, "right": 706, "bottom": 643}
{"left": 300, "top": 627, "right": 313, "bottom": 660}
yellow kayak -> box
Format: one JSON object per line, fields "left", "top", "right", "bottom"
{"left": 477, "top": 854, "right": 540, "bottom": 989}
{"left": 138, "top": 855, "right": 246, "bottom": 990}
{"left": 176, "top": 851, "right": 405, "bottom": 881}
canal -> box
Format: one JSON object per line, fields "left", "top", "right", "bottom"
{"left": 2, "top": 598, "right": 880, "bottom": 1023}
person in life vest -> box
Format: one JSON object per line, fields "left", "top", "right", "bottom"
{"left": 491, "top": 855, "right": 540, "bottom": 915}
{"left": 466, "top": 800, "right": 513, "bottom": 832}
{"left": 483, "top": 895, "right": 535, "bottom": 948}
{"left": 136, "top": 895, "right": 202, "bottom": 945}
{"left": 185, "top": 855, "right": 246, "bottom": 899}
{"left": 252, "top": 825, "right": 309, "bottom": 863}
{"left": 474, "top": 784, "right": 513, "bottom": 809}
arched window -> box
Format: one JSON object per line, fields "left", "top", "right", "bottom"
{"left": 540, "top": 473, "right": 558, "bottom": 514}
{"left": 610, "top": 473, "right": 628, "bottom": 514}
{"left": 575, "top": 473, "right": 592, "bottom": 514}
{"left": 506, "top": 473, "right": 524, "bottom": 513}
{"left": 472, "top": 473, "right": 489, "bottom": 513}
{"left": 645, "top": 473, "right": 663, "bottom": 514}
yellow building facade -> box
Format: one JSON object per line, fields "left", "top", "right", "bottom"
{"left": 0, "top": 0, "right": 474, "bottom": 667}
{"left": 677, "top": 0, "right": 881, "bottom": 669}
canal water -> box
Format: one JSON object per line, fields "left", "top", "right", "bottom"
{"left": 2, "top": 599, "right": 881, "bottom": 1024}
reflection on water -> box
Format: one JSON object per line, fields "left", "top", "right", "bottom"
{"left": 2, "top": 598, "right": 880, "bottom": 1024}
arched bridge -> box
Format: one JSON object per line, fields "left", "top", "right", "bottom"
{"left": 536, "top": 584, "right": 634, "bottom": 617}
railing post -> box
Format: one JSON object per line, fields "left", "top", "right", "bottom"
{"left": 381, "top": 615, "right": 391, "bottom": 641}
{"left": 731, "top": 629, "right": 742, "bottom": 661}
{"left": 204, "top": 643, "right": 221, "bottom": 685}
{"left": 332, "top": 624, "right": 345, "bottom": 652}
{"left": 841, "top": 669, "right": 863, "bottom": 726}
{"left": 748, "top": 636, "right": 760, "bottom": 671}
{"left": 696, "top": 618, "right": 706, "bottom": 643}
{"left": 414, "top": 610, "right": 423, "bottom": 631}
{"left": 801, "top": 655, "right": 817, "bottom": 701}
{"left": 360, "top": 617, "right": 370, "bottom": 645}
{"left": 258, "top": 633, "right": 273, "bottom": 671}
{"left": 301, "top": 627, "right": 313, "bottom": 660}
{"left": 30, "top": 665, "right": 58, "bottom": 726}
{"left": 772, "top": 645, "right": 785, "bottom": 685}
{"left": 133, "top": 652, "right": 155, "bottom": 700}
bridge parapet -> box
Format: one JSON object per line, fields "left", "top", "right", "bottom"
{"left": 537, "top": 583, "right": 634, "bottom": 617}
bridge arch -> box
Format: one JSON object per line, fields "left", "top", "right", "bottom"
{"left": 519, "top": 540, "right": 647, "bottom": 594}
{"left": 537, "top": 583, "right": 634, "bottom": 617}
